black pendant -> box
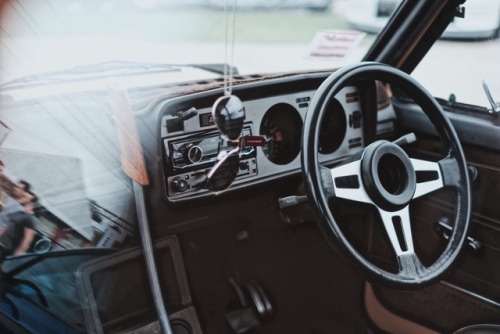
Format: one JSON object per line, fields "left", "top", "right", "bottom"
{"left": 212, "top": 94, "right": 245, "bottom": 140}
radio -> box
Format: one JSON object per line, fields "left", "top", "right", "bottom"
{"left": 163, "top": 126, "right": 258, "bottom": 198}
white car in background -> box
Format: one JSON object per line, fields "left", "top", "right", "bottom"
{"left": 208, "top": 0, "right": 332, "bottom": 11}
{"left": 344, "top": 0, "right": 500, "bottom": 39}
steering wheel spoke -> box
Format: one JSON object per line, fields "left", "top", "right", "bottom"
{"left": 411, "top": 158, "right": 444, "bottom": 198}
{"left": 378, "top": 206, "right": 415, "bottom": 257}
{"left": 378, "top": 206, "right": 429, "bottom": 278}
{"left": 397, "top": 252, "right": 428, "bottom": 279}
{"left": 330, "top": 160, "right": 372, "bottom": 204}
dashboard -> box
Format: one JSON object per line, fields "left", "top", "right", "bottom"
{"left": 155, "top": 74, "right": 395, "bottom": 204}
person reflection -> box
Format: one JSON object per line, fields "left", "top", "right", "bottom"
{"left": 0, "top": 191, "right": 38, "bottom": 262}
{"left": 0, "top": 180, "right": 34, "bottom": 230}
{"left": 0, "top": 165, "right": 39, "bottom": 261}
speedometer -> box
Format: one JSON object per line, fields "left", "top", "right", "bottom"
{"left": 260, "top": 103, "right": 303, "bottom": 165}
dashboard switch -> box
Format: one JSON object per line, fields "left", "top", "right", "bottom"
{"left": 349, "top": 111, "right": 362, "bottom": 128}
{"left": 435, "top": 217, "right": 482, "bottom": 255}
{"left": 171, "top": 178, "right": 189, "bottom": 192}
{"left": 181, "top": 144, "right": 203, "bottom": 164}
{"left": 239, "top": 161, "right": 249, "bottom": 171}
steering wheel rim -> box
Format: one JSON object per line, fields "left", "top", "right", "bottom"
{"left": 301, "top": 62, "right": 471, "bottom": 288}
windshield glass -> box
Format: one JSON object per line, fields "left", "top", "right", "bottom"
{"left": 1, "top": 1, "right": 497, "bottom": 105}
{"left": 0, "top": 0, "right": 371, "bottom": 86}
{"left": 412, "top": 0, "right": 500, "bottom": 107}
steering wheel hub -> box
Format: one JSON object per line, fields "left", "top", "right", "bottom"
{"left": 361, "top": 141, "right": 416, "bottom": 211}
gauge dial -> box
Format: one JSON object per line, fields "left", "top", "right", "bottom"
{"left": 260, "top": 103, "right": 303, "bottom": 165}
{"left": 318, "top": 98, "right": 347, "bottom": 154}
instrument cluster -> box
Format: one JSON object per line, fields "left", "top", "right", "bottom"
{"left": 160, "top": 86, "right": 365, "bottom": 203}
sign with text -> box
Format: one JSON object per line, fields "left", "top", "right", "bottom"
{"left": 306, "top": 30, "right": 365, "bottom": 61}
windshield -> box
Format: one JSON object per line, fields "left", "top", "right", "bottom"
{"left": 0, "top": 1, "right": 370, "bottom": 85}
{"left": 1, "top": 1, "right": 497, "bottom": 104}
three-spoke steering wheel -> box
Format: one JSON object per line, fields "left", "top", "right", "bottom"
{"left": 302, "top": 62, "right": 471, "bottom": 288}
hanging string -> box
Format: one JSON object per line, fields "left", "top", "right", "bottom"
{"left": 224, "top": 0, "right": 237, "bottom": 96}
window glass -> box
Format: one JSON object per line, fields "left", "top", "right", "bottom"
{"left": 412, "top": 0, "right": 500, "bottom": 107}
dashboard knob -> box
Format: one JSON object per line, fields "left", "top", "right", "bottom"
{"left": 171, "top": 178, "right": 188, "bottom": 192}
{"left": 182, "top": 144, "right": 203, "bottom": 164}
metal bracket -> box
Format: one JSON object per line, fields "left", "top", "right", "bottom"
{"left": 482, "top": 80, "right": 500, "bottom": 114}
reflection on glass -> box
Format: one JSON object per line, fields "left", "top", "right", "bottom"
{"left": 206, "top": 148, "right": 240, "bottom": 192}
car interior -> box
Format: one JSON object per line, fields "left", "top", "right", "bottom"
{"left": 0, "top": 0, "right": 500, "bottom": 333}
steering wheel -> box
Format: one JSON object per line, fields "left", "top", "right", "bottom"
{"left": 301, "top": 62, "right": 471, "bottom": 288}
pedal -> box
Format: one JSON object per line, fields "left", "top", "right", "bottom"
{"left": 225, "top": 307, "right": 260, "bottom": 334}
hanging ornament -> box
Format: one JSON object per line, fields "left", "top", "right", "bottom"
{"left": 211, "top": 0, "right": 245, "bottom": 141}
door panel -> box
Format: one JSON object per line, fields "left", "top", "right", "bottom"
{"left": 366, "top": 101, "right": 500, "bottom": 332}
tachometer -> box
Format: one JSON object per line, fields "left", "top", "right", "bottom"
{"left": 318, "top": 98, "right": 346, "bottom": 154}
{"left": 260, "top": 103, "right": 303, "bottom": 165}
